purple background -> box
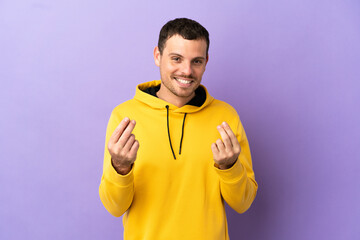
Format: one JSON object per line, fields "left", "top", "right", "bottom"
{"left": 1, "top": 0, "right": 359, "bottom": 239}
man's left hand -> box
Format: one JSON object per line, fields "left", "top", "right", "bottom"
{"left": 211, "top": 122, "right": 241, "bottom": 170}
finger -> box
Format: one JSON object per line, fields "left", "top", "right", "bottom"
{"left": 118, "top": 120, "right": 136, "bottom": 147}
{"left": 211, "top": 142, "right": 219, "bottom": 155}
{"left": 221, "top": 122, "right": 241, "bottom": 150}
{"left": 109, "top": 117, "right": 130, "bottom": 144}
{"left": 215, "top": 138, "right": 225, "bottom": 152}
{"left": 123, "top": 134, "right": 136, "bottom": 152}
{"left": 217, "top": 124, "right": 233, "bottom": 149}
{"left": 128, "top": 140, "right": 139, "bottom": 159}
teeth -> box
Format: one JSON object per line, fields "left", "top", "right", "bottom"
{"left": 175, "top": 78, "right": 191, "bottom": 84}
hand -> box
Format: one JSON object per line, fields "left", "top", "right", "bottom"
{"left": 108, "top": 117, "right": 139, "bottom": 175}
{"left": 211, "top": 122, "right": 241, "bottom": 170}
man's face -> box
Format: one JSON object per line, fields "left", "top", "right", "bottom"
{"left": 154, "top": 35, "right": 208, "bottom": 105}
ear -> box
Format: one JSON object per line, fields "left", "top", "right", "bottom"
{"left": 154, "top": 46, "right": 161, "bottom": 67}
{"left": 205, "top": 54, "right": 209, "bottom": 65}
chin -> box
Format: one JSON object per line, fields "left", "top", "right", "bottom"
{"left": 174, "top": 89, "right": 196, "bottom": 98}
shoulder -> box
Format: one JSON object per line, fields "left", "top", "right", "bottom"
{"left": 208, "top": 99, "right": 247, "bottom": 136}
{"left": 208, "top": 99, "right": 239, "bottom": 118}
{"left": 111, "top": 99, "right": 137, "bottom": 114}
{"left": 107, "top": 99, "right": 138, "bottom": 123}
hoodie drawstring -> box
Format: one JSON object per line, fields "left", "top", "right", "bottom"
{"left": 179, "top": 113, "right": 187, "bottom": 155}
{"left": 166, "top": 105, "right": 176, "bottom": 159}
{"left": 166, "top": 105, "right": 187, "bottom": 160}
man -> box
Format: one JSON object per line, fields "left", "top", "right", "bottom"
{"left": 99, "top": 18, "right": 258, "bottom": 240}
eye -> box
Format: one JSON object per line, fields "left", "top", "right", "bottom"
{"left": 172, "top": 57, "right": 181, "bottom": 62}
{"left": 193, "top": 59, "right": 203, "bottom": 65}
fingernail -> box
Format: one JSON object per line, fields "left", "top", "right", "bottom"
{"left": 222, "top": 122, "right": 227, "bottom": 126}
{"left": 131, "top": 120, "right": 136, "bottom": 124}
{"left": 124, "top": 117, "right": 129, "bottom": 122}
{"left": 217, "top": 125, "right": 221, "bottom": 129}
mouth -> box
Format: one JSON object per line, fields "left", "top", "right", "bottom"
{"left": 173, "top": 77, "right": 194, "bottom": 86}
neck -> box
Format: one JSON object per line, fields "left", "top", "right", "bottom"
{"left": 157, "top": 88, "right": 194, "bottom": 108}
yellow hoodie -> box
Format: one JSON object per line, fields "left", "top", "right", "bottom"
{"left": 99, "top": 80, "right": 258, "bottom": 240}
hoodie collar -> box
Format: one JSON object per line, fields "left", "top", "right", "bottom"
{"left": 143, "top": 84, "right": 206, "bottom": 107}
{"left": 134, "top": 80, "right": 214, "bottom": 113}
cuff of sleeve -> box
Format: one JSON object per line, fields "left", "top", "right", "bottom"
{"left": 214, "top": 159, "right": 245, "bottom": 183}
{"left": 105, "top": 164, "right": 134, "bottom": 187}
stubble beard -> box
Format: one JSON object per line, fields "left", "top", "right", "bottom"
{"left": 166, "top": 74, "right": 199, "bottom": 99}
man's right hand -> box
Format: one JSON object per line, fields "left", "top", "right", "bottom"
{"left": 107, "top": 117, "right": 139, "bottom": 175}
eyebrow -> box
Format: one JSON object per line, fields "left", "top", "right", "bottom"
{"left": 168, "top": 53, "right": 206, "bottom": 60}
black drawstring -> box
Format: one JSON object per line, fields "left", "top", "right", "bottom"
{"left": 165, "top": 106, "right": 187, "bottom": 160}
{"left": 179, "top": 113, "right": 187, "bottom": 155}
{"left": 166, "top": 105, "right": 176, "bottom": 160}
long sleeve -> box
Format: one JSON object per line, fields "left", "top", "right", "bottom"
{"left": 99, "top": 110, "right": 134, "bottom": 217}
{"left": 214, "top": 118, "right": 258, "bottom": 213}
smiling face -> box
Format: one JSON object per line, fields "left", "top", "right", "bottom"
{"left": 154, "top": 35, "right": 208, "bottom": 107}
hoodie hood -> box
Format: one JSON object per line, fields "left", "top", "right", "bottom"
{"left": 133, "top": 80, "right": 215, "bottom": 160}
{"left": 134, "top": 80, "right": 214, "bottom": 113}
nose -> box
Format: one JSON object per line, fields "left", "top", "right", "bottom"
{"left": 180, "top": 61, "right": 192, "bottom": 77}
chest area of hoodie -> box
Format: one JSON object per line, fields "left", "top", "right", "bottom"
{"left": 128, "top": 107, "right": 236, "bottom": 187}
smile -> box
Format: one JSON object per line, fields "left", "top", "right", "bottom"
{"left": 174, "top": 77, "right": 193, "bottom": 84}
